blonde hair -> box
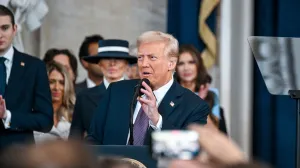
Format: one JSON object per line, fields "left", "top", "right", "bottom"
{"left": 137, "top": 31, "right": 179, "bottom": 59}
{"left": 46, "top": 61, "right": 75, "bottom": 122}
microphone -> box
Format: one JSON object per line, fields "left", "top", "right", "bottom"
{"left": 129, "top": 78, "right": 151, "bottom": 145}
{"left": 137, "top": 78, "right": 151, "bottom": 97}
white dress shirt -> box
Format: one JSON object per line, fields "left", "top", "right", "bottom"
{"left": 103, "top": 76, "right": 125, "bottom": 89}
{"left": 1, "top": 45, "right": 13, "bottom": 83}
{"left": 1, "top": 45, "right": 14, "bottom": 128}
{"left": 33, "top": 117, "right": 71, "bottom": 144}
{"left": 86, "top": 77, "right": 97, "bottom": 88}
{"left": 126, "top": 77, "right": 174, "bottom": 144}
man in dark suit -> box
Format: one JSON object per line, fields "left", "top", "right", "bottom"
{"left": 75, "top": 35, "right": 104, "bottom": 94}
{"left": 0, "top": 5, "right": 53, "bottom": 150}
{"left": 69, "top": 39, "right": 137, "bottom": 139}
{"left": 87, "top": 31, "right": 210, "bottom": 145}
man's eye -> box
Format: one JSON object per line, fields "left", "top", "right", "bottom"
{"left": 1, "top": 26, "right": 9, "bottom": 31}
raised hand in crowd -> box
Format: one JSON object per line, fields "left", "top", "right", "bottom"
{"left": 169, "top": 124, "right": 247, "bottom": 168}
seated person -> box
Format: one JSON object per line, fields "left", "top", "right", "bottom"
{"left": 34, "top": 62, "right": 75, "bottom": 143}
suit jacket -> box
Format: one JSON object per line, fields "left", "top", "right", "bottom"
{"left": 69, "top": 83, "right": 106, "bottom": 140}
{"left": 75, "top": 80, "right": 88, "bottom": 94}
{"left": 87, "top": 79, "right": 210, "bottom": 145}
{"left": 0, "top": 49, "right": 53, "bottom": 150}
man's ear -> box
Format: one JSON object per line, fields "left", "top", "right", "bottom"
{"left": 12, "top": 24, "right": 17, "bottom": 36}
{"left": 168, "top": 57, "right": 177, "bottom": 71}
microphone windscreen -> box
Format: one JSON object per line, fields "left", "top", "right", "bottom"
{"left": 142, "top": 78, "right": 150, "bottom": 86}
{"left": 138, "top": 78, "right": 151, "bottom": 97}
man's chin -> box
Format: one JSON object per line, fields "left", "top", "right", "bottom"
{"left": 0, "top": 47, "right": 8, "bottom": 53}
{"left": 106, "top": 75, "right": 123, "bottom": 81}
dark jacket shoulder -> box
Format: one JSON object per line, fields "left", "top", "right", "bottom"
{"left": 181, "top": 85, "right": 208, "bottom": 107}
{"left": 14, "top": 49, "right": 45, "bottom": 66}
{"left": 108, "top": 79, "right": 140, "bottom": 92}
{"left": 78, "top": 83, "right": 105, "bottom": 96}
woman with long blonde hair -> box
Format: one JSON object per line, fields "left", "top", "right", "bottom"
{"left": 34, "top": 61, "right": 75, "bottom": 143}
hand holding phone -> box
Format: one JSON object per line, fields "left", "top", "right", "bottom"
{"left": 150, "top": 130, "right": 200, "bottom": 160}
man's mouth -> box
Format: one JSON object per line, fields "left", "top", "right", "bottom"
{"left": 142, "top": 72, "right": 151, "bottom": 76}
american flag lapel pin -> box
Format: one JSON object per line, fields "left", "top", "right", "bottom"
{"left": 170, "top": 101, "right": 175, "bottom": 107}
{"left": 20, "top": 62, "right": 25, "bottom": 66}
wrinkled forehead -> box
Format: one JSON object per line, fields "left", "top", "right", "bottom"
{"left": 137, "top": 41, "right": 167, "bottom": 56}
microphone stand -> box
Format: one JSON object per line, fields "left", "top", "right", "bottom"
{"left": 288, "top": 90, "right": 300, "bottom": 168}
{"left": 129, "top": 86, "right": 139, "bottom": 145}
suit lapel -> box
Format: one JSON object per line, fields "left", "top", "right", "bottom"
{"left": 158, "top": 81, "right": 184, "bottom": 119}
{"left": 5, "top": 49, "right": 26, "bottom": 103}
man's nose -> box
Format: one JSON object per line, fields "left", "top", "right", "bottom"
{"left": 0, "top": 32, "right": 4, "bottom": 39}
{"left": 141, "top": 58, "right": 149, "bottom": 67}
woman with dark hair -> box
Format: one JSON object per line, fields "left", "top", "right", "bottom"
{"left": 43, "top": 48, "right": 78, "bottom": 84}
{"left": 176, "top": 45, "right": 226, "bottom": 133}
{"left": 175, "top": 45, "right": 208, "bottom": 97}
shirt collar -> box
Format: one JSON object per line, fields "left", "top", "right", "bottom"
{"left": 152, "top": 77, "right": 174, "bottom": 105}
{"left": 2, "top": 45, "right": 14, "bottom": 62}
{"left": 103, "top": 76, "right": 125, "bottom": 89}
{"left": 86, "top": 77, "right": 97, "bottom": 88}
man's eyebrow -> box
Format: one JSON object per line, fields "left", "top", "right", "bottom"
{"left": 0, "top": 24, "right": 10, "bottom": 27}
{"left": 137, "top": 53, "right": 153, "bottom": 56}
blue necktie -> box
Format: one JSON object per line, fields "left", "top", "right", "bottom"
{"left": 0, "top": 57, "right": 6, "bottom": 96}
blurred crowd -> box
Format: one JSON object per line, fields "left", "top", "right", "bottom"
{"left": 0, "top": 125, "right": 270, "bottom": 168}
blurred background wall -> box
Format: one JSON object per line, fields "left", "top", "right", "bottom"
{"left": 22, "top": 0, "right": 167, "bottom": 83}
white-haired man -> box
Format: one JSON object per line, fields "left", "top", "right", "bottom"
{"left": 87, "top": 31, "right": 210, "bottom": 145}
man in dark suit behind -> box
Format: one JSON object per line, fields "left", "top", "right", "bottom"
{"left": 87, "top": 31, "right": 210, "bottom": 145}
{"left": 0, "top": 5, "right": 53, "bottom": 151}
{"left": 75, "top": 35, "right": 104, "bottom": 94}
{"left": 69, "top": 39, "right": 137, "bottom": 140}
